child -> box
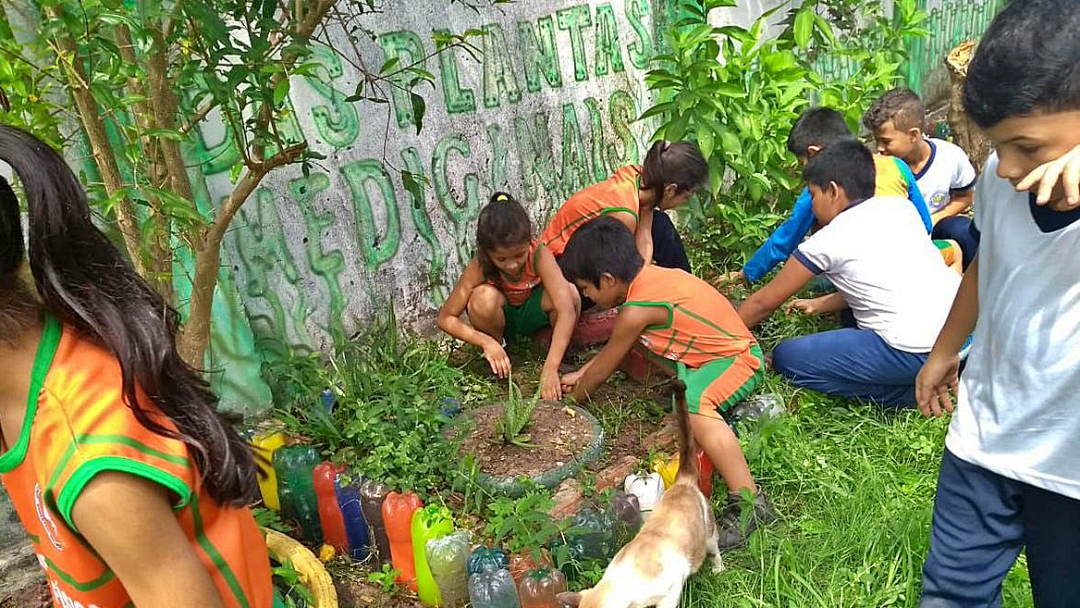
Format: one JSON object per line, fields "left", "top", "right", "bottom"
{"left": 738, "top": 140, "right": 960, "bottom": 408}
{"left": 437, "top": 192, "right": 579, "bottom": 400}
{"left": 558, "top": 216, "right": 774, "bottom": 549}
{"left": 730, "top": 107, "right": 932, "bottom": 285}
{"left": 915, "top": 1, "right": 1080, "bottom": 604}
{"left": 540, "top": 140, "right": 707, "bottom": 273}
{"left": 0, "top": 126, "right": 272, "bottom": 607}
{"left": 864, "top": 88, "right": 979, "bottom": 269}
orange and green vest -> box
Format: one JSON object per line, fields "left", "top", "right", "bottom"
{"left": 622, "top": 265, "right": 760, "bottom": 369}
{"left": 488, "top": 240, "right": 543, "bottom": 306}
{"left": 540, "top": 165, "right": 642, "bottom": 257}
{"left": 0, "top": 316, "right": 272, "bottom": 608}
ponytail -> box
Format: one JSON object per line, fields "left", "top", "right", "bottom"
{"left": 640, "top": 140, "right": 708, "bottom": 197}
{"left": 0, "top": 125, "right": 258, "bottom": 506}
{"left": 476, "top": 191, "right": 532, "bottom": 281}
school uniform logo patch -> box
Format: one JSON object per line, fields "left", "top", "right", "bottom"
{"left": 34, "top": 483, "right": 64, "bottom": 551}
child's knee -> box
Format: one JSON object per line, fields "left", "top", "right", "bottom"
{"left": 770, "top": 340, "right": 800, "bottom": 378}
{"left": 467, "top": 284, "right": 504, "bottom": 321}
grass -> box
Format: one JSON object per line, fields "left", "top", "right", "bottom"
{"left": 478, "top": 298, "right": 1037, "bottom": 607}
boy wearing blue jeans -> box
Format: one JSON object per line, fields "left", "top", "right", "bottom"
{"left": 915, "top": 1, "right": 1080, "bottom": 606}
{"left": 738, "top": 141, "right": 960, "bottom": 407}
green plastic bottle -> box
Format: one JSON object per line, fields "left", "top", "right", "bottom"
{"left": 273, "top": 445, "right": 323, "bottom": 544}
{"left": 412, "top": 505, "right": 454, "bottom": 606}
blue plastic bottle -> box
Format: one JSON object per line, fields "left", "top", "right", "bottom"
{"left": 334, "top": 471, "right": 370, "bottom": 560}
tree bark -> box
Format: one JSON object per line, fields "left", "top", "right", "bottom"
{"left": 946, "top": 40, "right": 993, "bottom": 174}
{"left": 48, "top": 7, "right": 145, "bottom": 277}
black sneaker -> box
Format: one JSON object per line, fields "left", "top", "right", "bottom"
{"left": 717, "top": 490, "right": 777, "bottom": 549}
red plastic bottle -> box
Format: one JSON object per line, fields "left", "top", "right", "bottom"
{"left": 312, "top": 462, "right": 349, "bottom": 555}
{"left": 383, "top": 491, "right": 424, "bottom": 590}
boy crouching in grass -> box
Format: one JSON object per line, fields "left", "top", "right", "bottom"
{"left": 557, "top": 216, "right": 774, "bottom": 548}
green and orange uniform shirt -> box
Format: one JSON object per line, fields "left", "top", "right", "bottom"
{"left": 623, "top": 265, "right": 765, "bottom": 417}
{"left": 487, "top": 240, "right": 549, "bottom": 337}
{"left": 540, "top": 165, "right": 642, "bottom": 257}
{"left": 0, "top": 316, "right": 273, "bottom": 608}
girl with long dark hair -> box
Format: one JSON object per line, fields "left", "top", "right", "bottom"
{"left": 0, "top": 125, "right": 271, "bottom": 608}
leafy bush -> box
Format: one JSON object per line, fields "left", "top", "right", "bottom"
{"left": 644, "top": 0, "right": 928, "bottom": 275}
{"left": 262, "top": 307, "right": 468, "bottom": 495}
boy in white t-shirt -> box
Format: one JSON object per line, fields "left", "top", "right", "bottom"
{"left": 915, "top": 1, "right": 1080, "bottom": 605}
{"left": 864, "top": 88, "right": 979, "bottom": 270}
{"left": 737, "top": 140, "right": 960, "bottom": 407}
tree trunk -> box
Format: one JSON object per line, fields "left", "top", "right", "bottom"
{"left": 48, "top": 8, "right": 146, "bottom": 277}
{"left": 946, "top": 40, "right": 993, "bottom": 174}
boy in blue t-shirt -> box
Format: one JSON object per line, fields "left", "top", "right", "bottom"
{"left": 727, "top": 107, "right": 931, "bottom": 285}
{"left": 915, "top": 1, "right": 1080, "bottom": 605}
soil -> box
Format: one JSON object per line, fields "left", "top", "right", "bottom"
{"left": 454, "top": 402, "right": 598, "bottom": 478}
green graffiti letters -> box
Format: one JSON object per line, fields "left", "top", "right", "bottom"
{"left": 435, "top": 29, "right": 477, "bottom": 114}
{"left": 289, "top": 172, "right": 348, "bottom": 338}
{"left": 608, "top": 89, "right": 640, "bottom": 169}
{"left": 594, "top": 4, "right": 626, "bottom": 77}
{"left": 625, "top": 0, "right": 653, "bottom": 70}
{"left": 233, "top": 187, "right": 313, "bottom": 348}
{"left": 556, "top": 5, "right": 592, "bottom": 82}
{"left": 377, "top": 30, "right": 428, "bottom": 129}
{"left": 517, "top": 16, "right": 563, "bottom": 92}
{"left": 401, "top": 147, "right": 448, "bottom": 306}
{"left": 513, "top": 112, "right": 560, "bottom": 204}
{"left": 583, "top": 97, "right": 608, "bottom": 181}
{"left": 486, "top": 123, "right": 510, "bottom": 194}
{"left": 433, "top": 133, "right": 483, "bottom": 265}
{"left": 306, "top": 46, "right": 360, "bottom": 149}
{"left": 341, "top": 159, "right": 402, "bottom": 270}
{"left": 560, "top": 103, "right": 591, "bottom": 198}
{"left": 482, "top": 23, "right": 522, "bottom": 109}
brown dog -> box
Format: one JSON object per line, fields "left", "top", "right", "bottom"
{"left": 558, "top": 381, "right": 722, "bottom": 608}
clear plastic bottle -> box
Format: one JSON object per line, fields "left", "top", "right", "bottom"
{"left": 425, "top": 530, "right": 470, "bottom": 608}
{"left": 468, "top": 568, "right": 521, "bottom": 608}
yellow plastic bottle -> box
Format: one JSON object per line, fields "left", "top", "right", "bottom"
{"left": 652, "top": 455, "right": 679, "bottom": 489}
{"left": 252, "top": 430, "right": 287, "bottom": 510}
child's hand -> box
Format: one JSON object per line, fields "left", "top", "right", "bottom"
{"left": 787, "top": 298, "right": 817, "bottom": 315}
{"left": 560, "top": 369, "right": 584, "bottom": 392}
{"left": 718, "top": 270, "right": 745, "bottom": 286}
{"left": 1016, "top": 144, "right": 1080, "bottom": 208}
{"left": 915, "top": 350, "right": 960, "bottom": 418}
{"left": 540, "top": 368, "right": 563, "bottom": 401}
{"left": 483, "top": 340, "right": 511, "bottom": 378}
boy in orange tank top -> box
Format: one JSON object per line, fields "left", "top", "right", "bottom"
{"left": 558, "top": 217, "right": 776, "bottom": 549}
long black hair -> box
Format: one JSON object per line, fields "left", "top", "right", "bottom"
{"left": 0, "top": 124, "right": 258, "bottom": 506}
{"left": 476, "top": 191, "right": 532, "bottom": 282}
{"left": 640, "top": 140, "right": 707, "bottom": 199}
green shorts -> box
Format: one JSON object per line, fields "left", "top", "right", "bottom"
{"left": 503, "top": 287, "right": 550, "bottom": 339}
{"left": 676, "top": 345, "right": 765, "bottom": 419}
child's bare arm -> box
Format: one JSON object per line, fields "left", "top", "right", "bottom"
{"left": 789, "top": 292, "right": 847, "bottom": 315}
{"left": 738, "top": 257, "right": 816, "bottom": 328}
{"left": 74, "top": 472, "right": 228, "bottom": 608}
{"left": 916, "top": 256, "right": 979, "bottom": 417}
{"left": 568, "top": 306, "right": 665, "bottom": 402}
{"left": 635, "top": 205, "right": 655, "bottom": 266}
{"left": 436, "top": 259, "right": 499, "bottom": 350}
{"left": 535, "top": 247, "right": 579, "bottom": 400}
{"left": 1016, "top": 144, "right": 1080, "bottom": 207}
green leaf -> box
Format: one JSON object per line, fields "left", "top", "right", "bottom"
{"left": 794, "top": 8, "right": 814, "bottom": 49}
{"left": 272, "top": 78, "right": 290, "bottom": 106}
{"left": 637, "top": 101, "right": 675, "bottom": 122}
{"left": 720, "top": 131, "right": 742, "bottom": 155}
{"left": 379, "top": 56, "right": 400, "bottom": 74}
{"left": 410, "top": 92, "right": 426, "bottom": 135}
{"left": 696, "top": 122, "right": 715, "bottom": 160}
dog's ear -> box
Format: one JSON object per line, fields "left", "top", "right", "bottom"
{"left": 557, "top": 591, "right": 582, "bottom": 607}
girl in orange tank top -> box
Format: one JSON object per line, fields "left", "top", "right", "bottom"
{"left": 437, "top": 193, "right": 580, "bottom": 401}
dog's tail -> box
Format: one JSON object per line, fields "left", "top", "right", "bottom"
{"left": 672, "top": 380, "right": 699, "bottom": 484}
